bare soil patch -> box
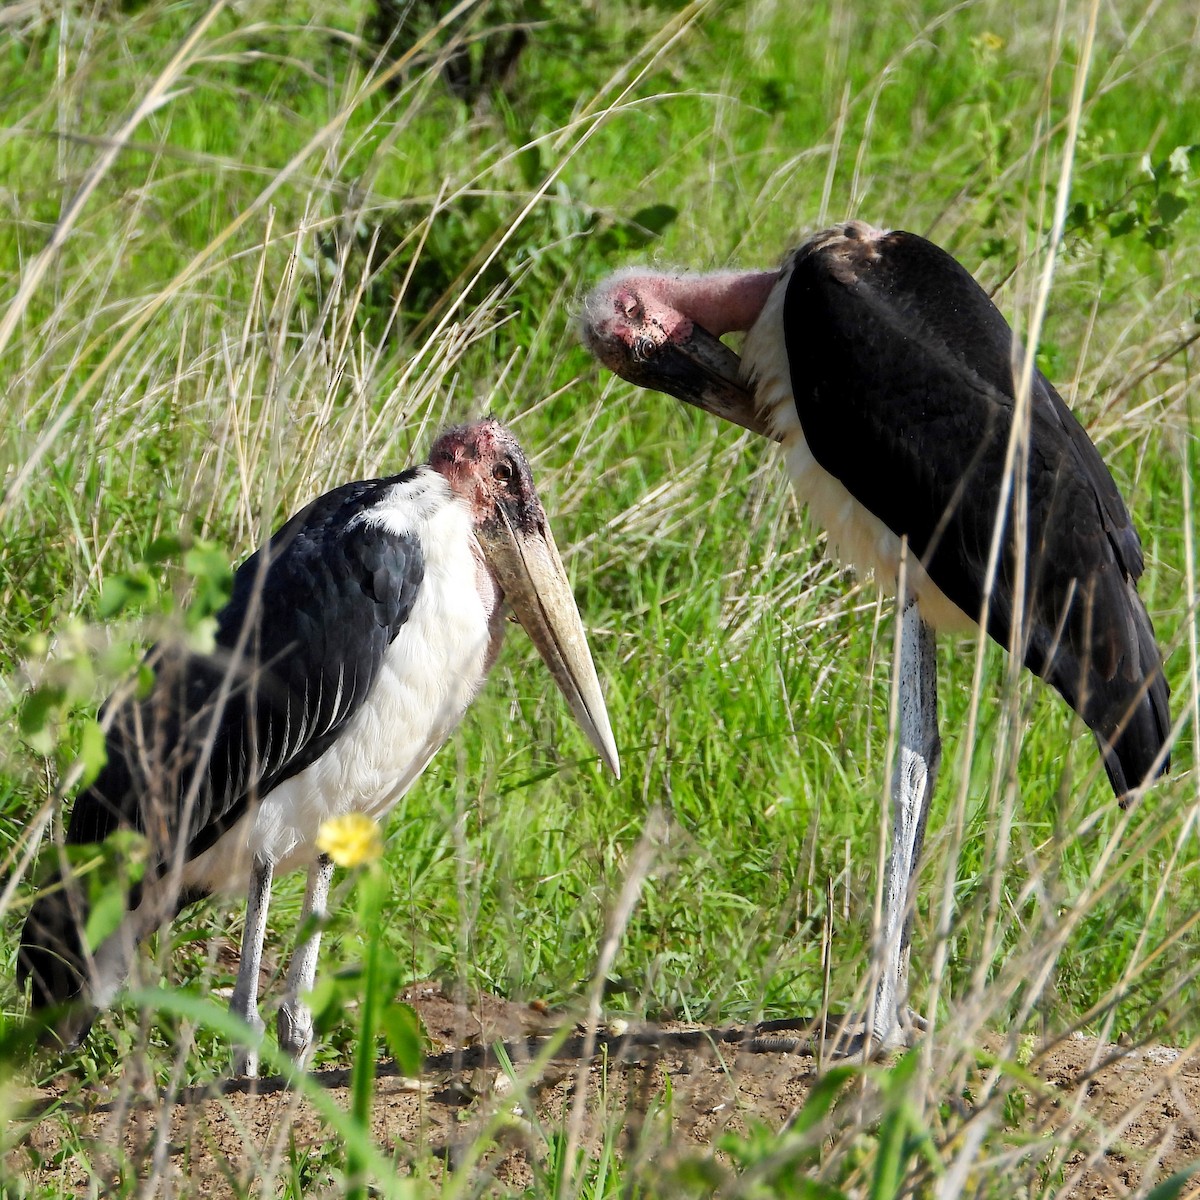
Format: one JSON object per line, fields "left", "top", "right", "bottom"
{"left": 10, "top": 984, "right": 1200, "bottom": 1196}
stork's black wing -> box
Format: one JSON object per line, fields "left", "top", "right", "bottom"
{"left": 67, "top": 473, "right": 427, "bottom": 857}
{"left": 19, "top": 474, "right": 425, "bottom": 1009}
{"left": 782, "top": 225, "right": 1169, "bottom": 795}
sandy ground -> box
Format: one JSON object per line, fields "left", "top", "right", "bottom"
{"left": 9, "top": 984, "right": 1200, "bottom": 1197}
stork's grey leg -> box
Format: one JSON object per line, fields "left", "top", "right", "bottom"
{"left": 870, "top": 596, "right": 941, "bottom": 1050}
{"left": 230, "top": 854, "right": 273, "bottom": 1078}
{"left": 276, "top": 853, "right": 335, "bottom": 1063}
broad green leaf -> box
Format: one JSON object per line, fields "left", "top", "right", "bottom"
{"left": 630, "top": 203, "right": 678, "bottom": 236}
{"left": 789, "top": 1064, "right": 856, "bottom": 1137}
{"left": 1145, "top": 1164, "right": 1200, "bottom": 1200}
{"left": 1108, "top": 210, "right": 1138, "bottom": 237}
{"left": 83, "top": 881, "right": 126, "bottom": 952}
{"left": 380, "top": 1001, "right": 423, "bottom": 1078}
{"left": 145, "top": 534, "right": 185, "bottom": 563}
{"left": 77, "top": 717, "right": 108, "bottom": 786}
{"left": 99, "top": 570, "right": 157, "bottom": 619}
{"left": 19, "top": 684, "right": 64, "bottom": 737}
{"left": 1157, "top": 192, "right": 1188, "bottom": 225}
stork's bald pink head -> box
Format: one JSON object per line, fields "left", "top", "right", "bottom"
{"left": 583, "top": 267, "right": 778, "bottom": 355}
{"left": 581, "top": 267, "right": 781, "bottom": 437}
{"left": 429, "top": 417, "right": 543, "bottom": 538}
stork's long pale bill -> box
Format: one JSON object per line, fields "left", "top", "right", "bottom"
{"left": 478, "top": 502, "right": 619, "bottom": 777}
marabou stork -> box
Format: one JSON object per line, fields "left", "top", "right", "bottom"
{"left": 19, "top": 417, "right": 619, "bottom": 1076}
{"left": 582, "top": 220, "right": 1170, "bottom": 1051}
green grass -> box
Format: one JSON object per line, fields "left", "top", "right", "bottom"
{"left": 2, "top": 0, "right": 1199, "bottom": 1195}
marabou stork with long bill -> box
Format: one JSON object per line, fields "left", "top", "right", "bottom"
{"left": 20, "top": 417, "right": 619, "bottom": 1076}
{"left": 582, "top": 220, "right": 1169, "bottom": 1051}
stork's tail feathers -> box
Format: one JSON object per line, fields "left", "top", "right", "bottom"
{"left": 1086, "top": 590, "right": 1171, "bottom": 802}
{"left": 1039, "top": 572, "right": 1171, "bottom": 801}
{"left": 19, "top": 850, "right": 208, "bottom": 1047}
{"left": 17, "top": 885, "right": 99, "bottom": 1047}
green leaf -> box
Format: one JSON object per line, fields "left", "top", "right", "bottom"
{"left": 98, "top": 570, "right": 156, "bottom": 619}
{"left": 183, "top": 542, "right": 230, "bottom": 582}
{"left": 307, "top": 973, "right": 353, "bottom": 1035}
{"left": 1107, "top": 210, "right": 1139, "bottom": 238}
{"left": 1145, "top": 1164, "right": 1200, "bottom": 1200}
{"left": 380, "top": 1001, "right": 423, "bottom": 1077}
{"left": 145, "top": 534, "right": 185, "bottom": 563}
{"left": 19, "top": 684, "right": 64, "bottom": 737}
{"left": 77, "top": 717, "right": 108, "bottom": 786}
{"left": 104, "top": 829, "right": 148, "bottom": 884}
{"left": 98, "top": 638, "right": 141, "bottom": 677}
{"left": 83, "top": 879, "right": 127, "bottom": 952}
{"left": 1144, "top": 223, "right": 1172, "bottom": 249}
{"left": 186, "top": 614, "right": 219, "bottom": 654}
{"left": 872, "top": 1099, "right": 910, "bottom": 1198}
{"left": 184, "top": 544, "right": 234, "bottom": 623}
{"left": 136, "top": 662, "right": 157, "bottom": 697}
{"left": 1157, "top": 191, "right": 1188, "bottom": 225}
{"left": 788, "top": 1064, "right": 856, "bottom": 1137}
{"left": 630, "top": 203, "right": 678, "bottom": 236}
{"left": 1068, "top": 199, "right": 1095, "bottom": 229}
{"left": 870, "top": 1052, "right": 933, "bottom": 1200}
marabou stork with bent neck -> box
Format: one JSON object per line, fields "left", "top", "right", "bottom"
{"left": 583, "top": 220, "right": 1170, "bottom": 1052}
{"left": 19, "top": 417, "right": 620, "bottom": 1077}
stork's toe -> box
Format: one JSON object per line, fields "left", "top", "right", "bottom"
{"left": 231, "top": 1014, "right": 265, "bottom": 1079}
{"left": 819, "top": 1007, "right": 927, "bottom": 1061}
{"left": 276, "top": 998, "right": 315, "bottom": 1061}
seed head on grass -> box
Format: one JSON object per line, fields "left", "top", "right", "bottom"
{"left": 316, "top": 813, "right": 384, "bottom": 869}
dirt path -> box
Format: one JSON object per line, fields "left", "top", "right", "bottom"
{"left": 11, "top": 985, "right": 1200, "bottom": 1196}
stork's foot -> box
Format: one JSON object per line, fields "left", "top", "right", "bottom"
{"left": 818, "top": 1007, "right": 927, "bottom": 1061}
{"left": 231, "top": 1012, "right": 265, "bottom": 1079}
{"left": 276, "top": 997, "right": 315, "bottom": 1063}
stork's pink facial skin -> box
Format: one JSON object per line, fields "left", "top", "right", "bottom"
{"left": 583, "top": 267, "right": 779, "bottom": 349}
{"left": 428, "top": 417, "right": 543, "bottom": 538}
{"left": 581, "top": 268, "right": 781, "bottom": 437}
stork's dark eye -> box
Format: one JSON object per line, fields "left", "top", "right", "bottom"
{"left": 493, "top": 460, "right": 515, "bottom": 485}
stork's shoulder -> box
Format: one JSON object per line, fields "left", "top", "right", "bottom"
{"left": 253, "top": 466, "right": 450, "bottom": 558}
{"left": 215, "top": 468, "right": 450, "bottom": 650}
{"left": 783, "top": 223, "right": 1017, "bottom": 401}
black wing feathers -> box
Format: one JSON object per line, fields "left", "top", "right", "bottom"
{"left": 783, "top": 227, "right": 1169, "bottom": 795}
{"left": 20, "top": 473, "right": 426, "bottom": 1008}
{"left": 176, "top": 476, "right": 426, "bottom": 857}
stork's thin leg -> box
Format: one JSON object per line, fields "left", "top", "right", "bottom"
{"left": 276, "top": 853, "right": 335, "bottom": 1062}
{"left": 230, "top": 854, "right": 273, "bottom": 1078}
{"left": 870, "top": 596, "right": 941, "bottom": 1051}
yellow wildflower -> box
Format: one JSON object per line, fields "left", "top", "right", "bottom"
{"left": 316, "top": 813, "right": 384, "bottom": 868}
